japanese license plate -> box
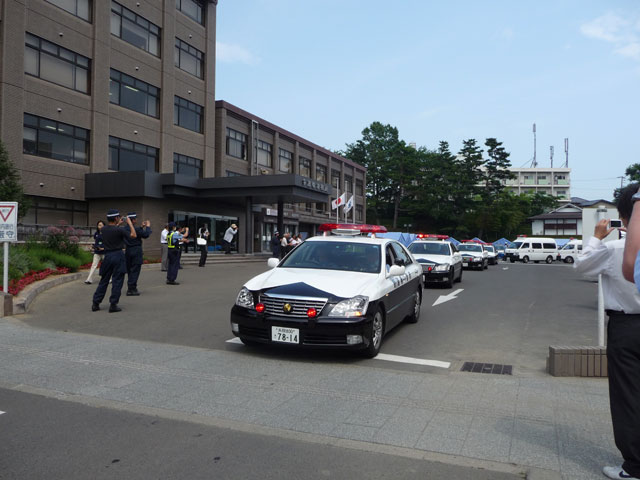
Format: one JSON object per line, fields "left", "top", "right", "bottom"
{"left": 272, "top": 326, "right": 299, "bottom": 344}
{"left": 462, "top": 262, "right": 468, "bottom": 267}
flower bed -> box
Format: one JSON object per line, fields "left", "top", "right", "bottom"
{"left": 0, "top": 266, "right": 70, "bottom": 296}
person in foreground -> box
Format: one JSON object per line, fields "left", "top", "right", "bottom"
{"left": 92, "top": 209, "right": 136, "bottom": 313}
{"left": 578, "top": 183, "right": 640, "bottom": 480}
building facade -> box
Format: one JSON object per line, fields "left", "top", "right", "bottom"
{"left": 0, "top": 0, "right": 365, "bottom": 255}
{"left": 505, "top": 167, "right": 571, "bottom": 201}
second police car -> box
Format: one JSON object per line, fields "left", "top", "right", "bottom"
{"left": 457, "top": 241, "right": 488, "bottom": 270}
{"left": 230, "top": 224, "right": 423, "bottom": 358}
{"left": 407, "top": 234, "right": 463, "bottom": 288}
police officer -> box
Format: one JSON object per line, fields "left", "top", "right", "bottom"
{"left": 123, "top": 212, "right": 152, "bottom": 296}
{"left": 92, "top": 209, "right": 136, "bottom": 312}
{"left": 166, "top": 222, "right": 182, "bottom": 285}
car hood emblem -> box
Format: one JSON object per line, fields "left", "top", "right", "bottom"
{"left": 283, "top": 303, "right": 292, "bottom": 313}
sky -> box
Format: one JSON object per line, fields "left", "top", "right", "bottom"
{"left": 215, "top": 1, "right": 640, "bottom": 201}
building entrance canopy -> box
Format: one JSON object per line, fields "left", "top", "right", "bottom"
{"left": 85, "top": 172, "right": 333, "bottom": 205}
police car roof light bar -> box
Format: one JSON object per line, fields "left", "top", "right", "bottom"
{"left": 417, "top": 234, "right": 449, "bottom": 240}
{"left": 318, "top": 223, "right": 388, "bottom": 234}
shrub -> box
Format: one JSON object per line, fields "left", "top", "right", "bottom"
{"left": 45, "top": 221, "right": 80, "bottom": 256}
{"left": 0, "top": 247, "right": 31, "bottom": 280}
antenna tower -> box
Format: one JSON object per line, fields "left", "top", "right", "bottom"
{"left": 563, "top": 138, "right": 569, "bottom": 168}
{"left": 550, "top": 146, "right": 554, "bottom": 168}
{"left": 531, "top": 123, "right": 537, "bottom": 168}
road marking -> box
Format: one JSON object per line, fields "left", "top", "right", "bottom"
{"left": 0, "top": 410, "right": 5, "bottom": 415}
{"left": 432, "top": 288, "right": 464, "bottom": 306}
{"left": 375, "top": 354, "right": 450, "bottom": 369}
{"left": 226, "top": 338, "right": 450, "bottom": 368}
{"left": 502, "top": 267, "right": 509, "bottom": 270}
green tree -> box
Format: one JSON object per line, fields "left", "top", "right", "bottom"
{"left": 483, "top": 138, "right": 515, "bottom": 200}
{"left": 625, "top": 163, "right": 640, "bottom": 182}
{"left": 0, "top": 140, "right": 29, "bottom": 218}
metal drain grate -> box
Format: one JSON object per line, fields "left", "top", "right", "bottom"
{"left": 461, "top": 362, "right": 512, "bottom": 375}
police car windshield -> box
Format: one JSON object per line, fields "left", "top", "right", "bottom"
{"left": 408, "top": 242, "right": 450, "bottom": 255}
{"left": 279, "top": 241, "right": 381, "bottom": 273}
{"left": 458, "top": 244, "right": 482, "bottom": 252}
{"left": 485, "top": 246, "right": 495, "bottom": 252}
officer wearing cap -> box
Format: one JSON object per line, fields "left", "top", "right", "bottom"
{"left": 166, "top": 221, "right": 182, "bottom": 285}
{"left": 92, "top": 209, "right": 136, "bottom": 312}
{"left": 123, "top": 212, "right": 152, "bottom": 296}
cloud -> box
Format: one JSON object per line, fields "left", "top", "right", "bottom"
{"left": 216, "top": 42, "right": 258, "bottom": 65}
{"left": 580, "top": 12, "right": 640, "bottom": 61}
{"left": 501, "top": 27, "right": 515, "bottom": 40}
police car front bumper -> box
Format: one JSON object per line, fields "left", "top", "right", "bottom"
{"left": 461, "top": 257, "right": 484, "bottom": 269}
{"left": 230, "top": 305, "right": 376, "bottom": 350}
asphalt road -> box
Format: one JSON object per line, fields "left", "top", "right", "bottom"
{"left": 20, "top": 259, "right": 597, "bottom": 374}
{"left": 0, "top": 387, "right": 522, "bottom": 480}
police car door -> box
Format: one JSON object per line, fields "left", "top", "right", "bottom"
{"left": 390, "top": 242, "right": 420, "bottom": 327}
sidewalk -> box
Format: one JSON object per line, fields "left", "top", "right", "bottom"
{"left": 0, "top": 318, "right": 618, "bottom": 480}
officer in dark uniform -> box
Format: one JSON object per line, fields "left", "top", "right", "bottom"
{"left": 123, "top": 212, "right": 152, "bottom": 296}
{"left": 166, "top": 222, "right": 182, "bottom": 285}
{"left": 92, "top": 209, "right": 136, "bottom": 312}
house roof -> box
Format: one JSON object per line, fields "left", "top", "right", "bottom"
{"left": 529, "top": 212, "right": 582, "bottom": 220}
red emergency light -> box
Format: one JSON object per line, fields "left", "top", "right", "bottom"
{"left": 317, "top": 223, "right": 388, "bottom": 234}
{"left": 417, "top": 234, "right": 449, "bottom": 240}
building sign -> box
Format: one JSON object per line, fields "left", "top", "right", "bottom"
{"left": 300, "top": 177, "right": 329, "bottom": 193}
{"left": 0, "top": 202, "right": 18, "bottom": 243}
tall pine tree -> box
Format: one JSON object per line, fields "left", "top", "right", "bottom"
{"left": 0, "top": 140, "right": 29, "bottom": 218}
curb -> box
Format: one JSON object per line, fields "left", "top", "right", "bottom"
{"left": 13, "top": 272, "right": 84, "bottom": 314}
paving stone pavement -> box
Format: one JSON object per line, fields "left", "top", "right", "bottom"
{"left": 0, "top": 319, "right": 620, "bottom": 480}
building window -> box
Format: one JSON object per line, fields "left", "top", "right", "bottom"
{"left": 175, "top": 38, "right": 203, "bottom": 78}
{"left": 109, "top": 136, "right": 158, "bottom": 172}
{"left": 174, "top": 96, "right": 203, "bottom": 133}
{"left": 279, "top": 148, "right": 293, "bottom": 173}
{"left": 109, "top": 69, "right": 159, "bottom": 117}
{"left": 356, "top": 179, "right": 364, "bottom": 196}
{"left": 23, "top": 113, "right": 89, "bottom": 165}
{"left": 45, "top": 0, "right": 91, "bottom": 22}
{"left": 299, "top": 157, "right": 311, "bottom": 177}
{"left": 111, "top": 1, "right": 160, "bottom": 56}
{"left": 257, "top": 140, "right": 272, "bottom": 167}
{"left": 356, "top": 205, "right": 363, "bottom": 222}
{"left": 226, "top": 128, "right": 247, "bottom": 160}
{"left": 331, "top": 169, "right": 341, "bottom": 189}
{"left": 175, "top": 0, "right": 204, "bottom": 25}
{"left": 24, "top": 33, "right": 90, "bottom": 94}
{"left": 316, "top": 202, "right": 326, "bottom": 214}
{"left": 22, "top": 196, "right": 88, "bottom": 226}
{"left": 316, "top": 164, "right": 327, "bottom": 183}
{"left": 344, "top": 175, "right": 353, "bottom": 194}
{"left": 226, "top": 170, "right": 244, "bottom": 177}
{"left": 173, "top": 153, "right": 202, "bottom": 178}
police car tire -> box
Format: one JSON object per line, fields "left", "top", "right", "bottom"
{"left": 455, "top": 268, "right": 463, "bottom": 283}
{"left": 406, "top": 290, "right": 422, "bottom": 323}
{"left": 445, "top": 269, "right": 454, "bottom": 289}
{"left": 483, "top": 261, "right": 488, "bottom": 270}
{"left": 363, "top": 307, "right": 385, "bottom": 358}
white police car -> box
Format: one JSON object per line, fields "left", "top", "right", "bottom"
{"left": 230, "top": 224, "right": 423, "bottom": 358}
{"left": 483, "top": 244, "right": 498, "bottom": 265}
{"left": 457, "top": 242, "right": 488, "bottom": 270}
{"left": 407, "top": 235, "right": 463, "bottom": 288}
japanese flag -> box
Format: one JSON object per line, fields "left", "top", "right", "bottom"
{"left": 331, "top": 193, "right": 346, "bottom": 210}
{"left": 344, "top": 195, "right": 355, "bottom": 214}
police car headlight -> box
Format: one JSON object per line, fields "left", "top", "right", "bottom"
{"left": 235, "top": 287, "right": 254, "bottom": 309}
{"left": 329, "top": 295, "right": 369, "bottom": 317}
{"left": 434, "top": 264, "right": 449, "bottom": 272}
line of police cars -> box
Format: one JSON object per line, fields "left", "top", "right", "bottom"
{"left": 229, "top": 224, "right": 506, "bottom": 358}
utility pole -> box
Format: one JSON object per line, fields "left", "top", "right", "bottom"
{"left": 532, "top": 123, "right": 537, "bottom": 168}
{"left": 617, "top": 176, "right": 625, "bottom": 189}
{"left": 550, "top": 146, "right": 554, "bottom": 168}
{"left": 564, "top": 138, "right": 569, "bottom": 168}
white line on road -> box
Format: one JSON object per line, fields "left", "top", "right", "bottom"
{"left": 0, "top": 410, "right": 5, "bottom": 415}
{"left": 226, "top": 338, "right": 450, "bottom": 368}
{"left": 432, "top": 288, "right": 464, "bottom": 307}
{"left": 375, "top": 354, "right": 450, "bottom": 369}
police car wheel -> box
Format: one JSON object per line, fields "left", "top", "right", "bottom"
{"left": 406, "top": 290, "right": 421, "bottom": 324}
{"left": 445, "top": 269, "right": 454, "bottom": 288}
{"left": 455, "top": 267, "right": 463, "bottom": 283}
{"left": 239, "top": 337, "right": 258, "bottom": 347}
{"left": 363, "top": 308, "right": 385, "bottom": 358}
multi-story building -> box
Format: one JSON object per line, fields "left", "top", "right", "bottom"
{"left": 0, "top": 0, "right": 365, "bottom": 254}
{"left": 504, "top": 167, "right": 571, "bottom": 201}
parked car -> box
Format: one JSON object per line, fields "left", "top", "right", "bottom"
{"left": 407, "top": 235, "right": 463, "bottom": 288}
{"left": 557, "top": 239, "right": 582, "bottom": 264}
{"left": 457, "top": 243, "right": 488, "bottom": 270}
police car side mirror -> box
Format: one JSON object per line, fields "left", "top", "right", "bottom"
{"left": 388, "top": 265, "right": 405, "bottom": 277}
{"left": 267, "top": 258, "right": 280, "bottom": 268}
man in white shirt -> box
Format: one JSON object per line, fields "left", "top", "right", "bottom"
{"left": 223, "top": 224, "right": 238, "bottom": 254}
{"left": 576, "top": 183, "right": 640, "bottom": 480}
{"left": 160, "top": 224, "right": 169, "bottom": 272}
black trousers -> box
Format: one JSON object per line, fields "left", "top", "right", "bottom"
{"left": 607, "top": 312, "right": 640, "bottom": 477}
{"left": 125, "top": 245, "right": 143, "bottom": 290}
{"left": 93, "top": 250, "right": 125, "bottom": 305}
{"left": 199, "top": 244, "right": 208, "bottom": 266}
{"left": 167, "top": 248, "right": 180, "bottom": 282}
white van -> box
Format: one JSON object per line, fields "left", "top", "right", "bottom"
{"left": 556, "top": 239, "right": 582, "bottom": 264}
{"left": 505, "top": 236, "right": 527, "bottom": 263}
{"left": 515, "top": 237, "right": 558, "bottom": 264}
